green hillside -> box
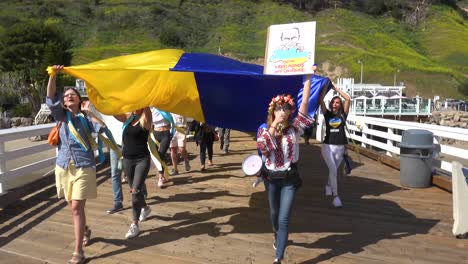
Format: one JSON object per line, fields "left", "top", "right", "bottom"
{"left": 0, "top": 0, "right": 467, "bottom": 99}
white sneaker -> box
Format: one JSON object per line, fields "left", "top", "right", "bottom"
{"left": 125, "top": 223, "right": 139, "bottom": 239}
{"left": 139, "top": 207, "right": 151, "bottom": 222}
{"left": 325, "top": 185, "right": 332, "bottom": 196}
{"left": 332, "top": 196, "right": 343, "bottom": 208}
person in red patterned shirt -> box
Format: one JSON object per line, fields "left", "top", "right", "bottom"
{"left": 257, "top": 75, "right": 314, "bottom": 264}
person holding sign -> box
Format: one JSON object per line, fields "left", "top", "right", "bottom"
{"left": 319, "top": 82, "right": 351, "bottom": 208}
{"left": 264, "top": 21, "right": 316, "bottom": 76}
{"left": 257, "top": 75, "right": 314, "bottom": 264}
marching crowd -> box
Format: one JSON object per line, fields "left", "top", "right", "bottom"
{"left": 47, "top": 65, "right": 349, "bottom": 264}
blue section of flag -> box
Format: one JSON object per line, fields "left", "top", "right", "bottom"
{"left": 297, "top": 76, "right": 331, "bottom": 117}
{"left": 172, "top": 53, "right": 263, "bottom": 75}
{"left": 194, "top": 72, "right": 301, "bottom": 131}
{"left": 172, "top": 52, "right": 330, "bottom": 131}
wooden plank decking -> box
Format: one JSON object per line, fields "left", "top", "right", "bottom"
{"left": 0, "top": 131, "right": 466, "bottom": 264}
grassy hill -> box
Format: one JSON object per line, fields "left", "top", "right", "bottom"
{"left": 0, "top": 0, "right": 467, "bottom": 99}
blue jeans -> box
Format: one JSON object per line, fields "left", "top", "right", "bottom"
{"left": 110, "top": 149, "right": 123, "bottom": 206}
{"left": 267, "top": 178, "right": 299, "bottom": 260}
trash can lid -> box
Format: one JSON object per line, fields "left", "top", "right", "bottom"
{"left": 400, "top": 129, "right": 434, "bottom": 149}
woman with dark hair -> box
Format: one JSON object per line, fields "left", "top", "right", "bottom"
{"left": 46, "top": 65, "right": 106, "bottom": 264}
{"left": 257, "top": 75, "right": 314, "bottom": 264}
{"left": 319, "top": 82, "right": 351, "bottom": 208}
{"left": 192, "top": 121, "right": 216, "bottom": 171}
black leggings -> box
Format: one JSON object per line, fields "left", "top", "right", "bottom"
{"left": 123, "top": 156, "right": 151, "bottom": 221}
{"left": 153, "top": 130, "right": 171, "bottom": 173}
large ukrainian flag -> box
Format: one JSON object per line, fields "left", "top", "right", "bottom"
{"left": 50, "top": 49, "right": 330, "bottom": 131}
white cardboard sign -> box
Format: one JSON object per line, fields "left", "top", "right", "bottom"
{"left": 264, "top": 21, "right": 316, "bottom": 75}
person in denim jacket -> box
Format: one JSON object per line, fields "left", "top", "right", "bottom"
{"left": 46, "top": 65, "right": 106, "bottom": 264}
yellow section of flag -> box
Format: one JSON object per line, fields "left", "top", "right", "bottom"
{"left": 47, "top": 49, "right": 204, "bottom": 122}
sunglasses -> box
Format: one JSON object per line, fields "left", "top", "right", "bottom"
{"left": 274, "top": 106, "right": 291, "bottom": 112}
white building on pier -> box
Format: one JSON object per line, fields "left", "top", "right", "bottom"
{"left": 336, "top": 78, "right": 431, "bottom": 117}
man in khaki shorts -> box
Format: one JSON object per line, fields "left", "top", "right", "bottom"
{"left": 169, "top": 113, "right": 191, "bottom": 175}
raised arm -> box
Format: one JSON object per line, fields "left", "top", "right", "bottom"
{"left": 47, "top": 65, "right": 64, "bottom": 98}
{"left": 319, "top": 82, "right": 329, "bottom": 114}
{"left": 141, "top": 107, "right": 153, "bottom": 131}
{"left": 113, "top": 114, "right": 128, "bottom": 123}
{"left": 298, "top": 74, "right": 312, "bottom": 116}
{"left": 332, "top": 82, "right": 351, "bottom": 114}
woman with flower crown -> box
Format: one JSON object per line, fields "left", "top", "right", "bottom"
{"left": 257, "top": 75, "right": 314, "bottom": 264}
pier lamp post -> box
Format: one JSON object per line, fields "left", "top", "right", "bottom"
{"left": 393, "top": 69, "right": 400, "bottom": 87}
{"left": 358, "top": 59, "right": 363, "bottom": 83}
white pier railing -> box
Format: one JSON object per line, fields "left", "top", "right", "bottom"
{"left": 2, "top": 116, "right": 467, "bottom": 194}
{"left": 0, "top": 124, "right": 56, "bottom": 194}
{"left": 316, "top": 114, "right": 468, "bottom": 175}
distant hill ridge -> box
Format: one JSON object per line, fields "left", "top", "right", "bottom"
{"left": 0, "top": 0, "right": 466, "bottom": 99}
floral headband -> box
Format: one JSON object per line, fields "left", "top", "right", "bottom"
{"left": 268, "top": 94, "right": 295, "bottom": 114}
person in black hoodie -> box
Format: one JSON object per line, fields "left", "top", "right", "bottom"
{"left": 191, "top": 121, "right": 216, "bottom": 171}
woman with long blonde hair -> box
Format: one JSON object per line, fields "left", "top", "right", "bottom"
{"left": 257, "top": 75, "right": 314, "bottom": 264}
{"left": 114, "top": 108, "right": 153, "bottom": 239}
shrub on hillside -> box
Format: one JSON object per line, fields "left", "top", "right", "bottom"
{"left": 458, "top": 78, "right": 468, "bottom": 97}
{"left": 0, "top": 15, "right": 20, "bottom": 28}
{"left": 11, "top": 104, "right": 32, "bottom": 118}
{"left": 0, "top": 92, "right": 19, "bottom": 111}
{"left": 80, "top": 3, "right": 94, "bottom": 19}
{"left": 160, "top": 25, "right": 185, "bottom": 47}
{"left": 0, "top": 21, "right": 72, "bottom": 114}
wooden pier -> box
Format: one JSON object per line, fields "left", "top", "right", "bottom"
{"left": 0, "top": 131, "right": 466, "bottom": 264}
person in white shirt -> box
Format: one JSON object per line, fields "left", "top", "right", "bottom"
{"left": 169, "top": 113, "right": 191, "bottom": 175}
{"left": 92, "top": 110, "right": 125, "bottom": 214}
{"left": 150, "top": 108, "right": 172, "bottom": 188}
